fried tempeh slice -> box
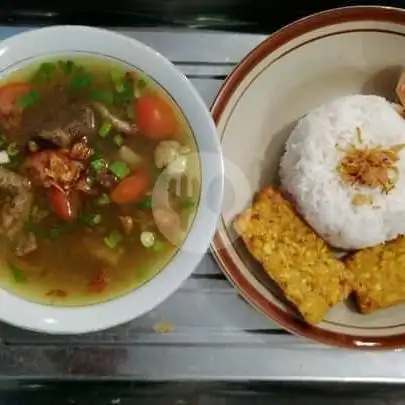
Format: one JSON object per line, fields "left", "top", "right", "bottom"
{"left": 233, "top": 187, "right": 353, "bottom": 324}
{"left": 345, "top": 236, "right": 405, "bottom": 314}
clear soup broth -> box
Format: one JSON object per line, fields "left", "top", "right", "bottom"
{"left": 0, "top": 56, "right": 200, "bottom": 306}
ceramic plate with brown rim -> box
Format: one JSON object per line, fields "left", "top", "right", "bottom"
{"left": 210, "top": 5, "right": 405, "bottom": 350}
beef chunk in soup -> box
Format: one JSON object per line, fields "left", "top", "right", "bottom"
{"left": 0, "top": 57, "right": 200, "bottom": 306}
{"left": 37, "top": 104, "right": 96, "bottom": 148}
{"left": 92, "top": 102, "right": 137, "bottom": 135}
{"left": 0, "top": 167, "right": 33, "bottom": 239}
{"left": 14, "top": 231, "right": 37, "bottom": 257}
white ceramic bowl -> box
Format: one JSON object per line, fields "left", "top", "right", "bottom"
{"left": 0, "top": 25, "right": 223, "bottom": 334}
{"left": 211, "top": 6, "right": 405, "bottom": 349}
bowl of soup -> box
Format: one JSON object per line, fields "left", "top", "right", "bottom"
{"left": 0, "top": 25, "right": 223, "bottom": 333}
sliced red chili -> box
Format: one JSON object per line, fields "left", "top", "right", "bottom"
{"left": 88, "top": 270, "right": 108, "bottom": 292}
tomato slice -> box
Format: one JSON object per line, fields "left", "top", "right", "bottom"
{"left": 110, "top": 172, "right": 149, "bottom": 204}
{"left": 0, "top": 82, "right": 32, "bottom": 115}
{"left": 135, "top": 94, "right": 178, "bottom": 139}
{"left": 48, "top": 187, "right": 79, "bottom": 222}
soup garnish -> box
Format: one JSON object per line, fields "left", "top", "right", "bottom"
{"left": 0, "top": 57, "right": 200, "bottom": 306}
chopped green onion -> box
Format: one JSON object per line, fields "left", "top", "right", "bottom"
{"left": 91, "top": 149, "right": 102, "bottom": 161}
{"left": 104, "top": 230, "right": 123, "bottom": 249}
{"left": 58, "top": 60, "right": 76, "bottom": 75}
{"left": 68, "top": 72, "right": 92, "bottom": 91}
{"left": 80, "top": 213, "right": 102, "bottom": 227}
{"left": 6, "top": 142, "right": 19, "bottom": 157}
{"left": 152, "top": 240, "right": 165, "bottom": 252}
{"left": 9, "top": 263, "right": 26, "bottom": 283}
{"left": 17, "top": 89, "right": 39, "bottom": 109}
{"left": 136, "top": 195, "right": 152, "bottom": 210}
{"left": 115, "top": 82, "right": 125, "bottom": 93}
{"left": 116, "top": 81, "right": 134, "bottom": 103}
{"left": 140, "top": 231, "right": 155, "bottom": 248}
{"left": 110, "top": 69, "right": 124, "bottom": 84}
{"left": 91, "top": 158, "right": 107, "bottom": 172}
{"left": 179, "top": 197, "right": 195, "bottom": 209}
{"left": 98, "top": 122, "right": 112, "bottom": 138}
{"left": 32, "top": 62, "right": 56, "bottom": 83}
{"left": 49, "top": 227, "right": 63, "bottom": 240}
{"left": 113, "top": 134, "right": 124, "bottom": 147}
{"left": 97, "top": 193, "right": 110, "bottom": 206}
{"left": 110, "top": 69, "right": 128, "bottom": 94}
{"left": 90, "top": 90, "right": 114, "bottom": 105}
{"left": 109, "top": 161, "right": 130, "bottom": 179}
{"left": 38, "top": 62, "right": 56, "bottom": 75}
{"left": 46, "top": 221, "right": 70, "bottom": 240}
{"left": 91, "top": 214, "right": 102, "bottom": 225}
{"left": 40, "top": 62, "right": 56, "bottom": 74}
{"left": 127, "top": 105, "right": 134, "bottom": 119}
{"left": 24, "top": 219, "right": 35, "bottom": 234}
{"left": 0, "top": 133, "right": 7, "bottom": 148}
{"left": 138, "top": 78, "right": 147, "bottom": 89}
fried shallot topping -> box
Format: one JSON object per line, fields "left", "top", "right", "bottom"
{"left": 351, "top": 193, "right": 373, "bottom": 206}
{"left": 337, "top": 128, "right": 405, "bottom": 194}
{"left": 24, "top": 150, "right": 84, "bottom": 191}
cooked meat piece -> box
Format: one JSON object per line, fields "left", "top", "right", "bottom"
{"left": 97, "top": 169, "right": 117, "bottom": 190}
{"left": 65, "top": 105, "right": 96, "bottom": 139}
{"left": 38, "top": 128, "right": 71, "bottom": 148}
{"left": 125, "top": 71, "right": 137, "bottom": 87}
{"left": 346, "top": 236, "right": 405, "bottom": 314}
{"left": 233, "top": 187, "right": 354, "bottom": 325}
{"left": 93, "top": 102, "right": 137, "bottom": 135}
{"left": 30, "top": 205, "right": 49, "bottom": 223}
{"left": 0, "top": 166, "right": 29, "bottom": 192}
{"left": 132, "top": 210, "right": 155, "bottom": 230}
{"left": 119, "top": 216, "right": 133, "bottom": 235}
{"left": 14, "top": 231, "right": 37, "bottom": 256}
{"left": 30, "top": 136, "right": 59, "bottom": 151}
{"left": 75, "top": 176, "right": 95, "bottom": 195}
{"left": 2, "top": 115, "right": 21, "bottom": 131}
{"left": 37, "top": 105, "right": 96, "bottom": 148}
{"left": 69, "top": 140, "right": 92, "bottom": 161}
{"left": 0, "top": 167, "right": 33, "bottom": 239}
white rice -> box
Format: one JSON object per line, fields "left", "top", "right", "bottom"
{"left": 279, "top": 94, "right": 405, "bottom": 250}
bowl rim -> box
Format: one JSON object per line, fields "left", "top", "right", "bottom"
{"left": 0, "top": 25, "right": 224, "bottom": 334}
{"left": 210, "top": 5, "right": 405, "bottom": 350}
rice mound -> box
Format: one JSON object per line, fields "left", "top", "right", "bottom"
{"left": 279, "top": 94, "right": 405, "bottom": 250}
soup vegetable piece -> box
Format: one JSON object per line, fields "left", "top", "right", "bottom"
{"left": 0, "top": 57, "right": 200, "bottom": 305}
